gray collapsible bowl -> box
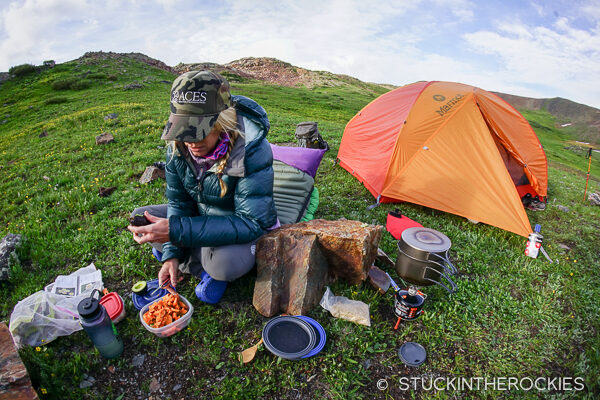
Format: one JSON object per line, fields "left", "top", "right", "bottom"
{"left": 262, "top": 316, "right": 317, "bottom": 360}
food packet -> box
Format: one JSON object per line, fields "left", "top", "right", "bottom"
{"left": 319, "top": 287, "right": 371, "bottom": 326}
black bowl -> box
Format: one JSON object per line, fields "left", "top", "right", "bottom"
{"left": 262, "top": 316, "right": 317, "bottom": 360}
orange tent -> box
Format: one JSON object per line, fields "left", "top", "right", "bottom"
{"left": 337, "top": 81, "right": 547, "bottom": 237}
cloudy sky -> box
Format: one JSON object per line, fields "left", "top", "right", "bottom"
{"left": 1, "top": 0, "right": 599, "bottom": 108}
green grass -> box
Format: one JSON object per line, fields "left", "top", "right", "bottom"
{"left": 1, "top": 55, "right": 599, "bottom": 400}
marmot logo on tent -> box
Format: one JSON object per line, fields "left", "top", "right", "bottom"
{"left": 172, "top": 91, "right": 207, "bottom": 103}
{"left": 433, "top": 94, "right": 446, "bottom": 102}
{"left": 435, "top": 94, "right": 465, "bottom": 117}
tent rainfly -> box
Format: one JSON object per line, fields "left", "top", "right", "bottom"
{"left": 337, "top": 81, "right": 548, "bottom": 237}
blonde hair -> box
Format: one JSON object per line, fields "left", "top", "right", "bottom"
{"left": 167, "top": 107, "right": 240, "bottom": 198}
{"left": 213, "top": 107, "right": 240, "bottom": 197}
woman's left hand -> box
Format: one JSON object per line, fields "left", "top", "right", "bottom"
{"left": 127, "top": 211, "right": 170, "bottom": 244}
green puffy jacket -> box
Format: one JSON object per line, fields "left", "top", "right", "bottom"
{"left": 161, "top": 97, "right": 277, "bottom": 262}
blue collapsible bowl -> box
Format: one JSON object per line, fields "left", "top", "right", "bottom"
{"left": 296, "top": 316, "right": 326, "bottom": 358}
{"left": 131, "top": 279, "right": 171, "bottom": 310}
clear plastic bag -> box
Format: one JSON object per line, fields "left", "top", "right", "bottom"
{"left": 9, "top": 264, "right": 103, "bottom": 347}
{"left": 319, "top": 286, "right": 371, "bottom": 326}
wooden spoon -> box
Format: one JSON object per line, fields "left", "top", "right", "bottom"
{"left": 240, "top": 338, "right": 263, "bottom": 364}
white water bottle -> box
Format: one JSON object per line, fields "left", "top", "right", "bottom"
{"left": 525, "top": 224, "right": 543, "bottom": 259}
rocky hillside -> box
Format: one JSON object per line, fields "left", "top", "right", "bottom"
{"left": 174, "top": 57, "right": 394, "bottom": 92}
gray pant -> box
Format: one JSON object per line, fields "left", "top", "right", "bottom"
{"left": 131, "top": 205, "right": 256, "bottom": 282}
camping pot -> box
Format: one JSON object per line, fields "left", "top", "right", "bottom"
{"left": 394, "top": 227, "right": 458, "bottom": 293}
{"left": 394, "top": 287, "right": 426, "bottom": 321}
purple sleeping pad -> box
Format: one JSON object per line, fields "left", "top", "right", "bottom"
{"left": 270, "top": 144, "right": 327, "bottom": 178}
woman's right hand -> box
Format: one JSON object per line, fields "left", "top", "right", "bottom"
{"left": 159, "top": 258, "right": 183, "bottom": 287}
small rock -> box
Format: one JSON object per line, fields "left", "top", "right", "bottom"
{"left": 38, "top": 130, "right": 48, "bottom": 138}
{"left": 173, "top": 384, "right": 182, "bottom": 391}
{"left": 588, "top": 192, "right": 600, "bottom": 206}
{"left": 139, "top": 166, "right": 165, "bottom": 184}
{"left": 367, "top": 265, "right": 391, "bottom": 294}
{"left": 124, "top": 83, "right": 144, "bottom": 90}
{"left": 361, "top": 359, "right": 372, "bottom": 369}
{"left": 96, "top": 132, "right": 114, "bottom": 145}
{"left": 1, "top": 233, "right": 22, "bottom": 281}
{"left": 558, "top": 244, "right": 571, "bottom": 251}
{"left": 149, "top": 377, "right": 160, "bottom": 393}
{"left": 0, "top": 120, "right": 7, "bottom": 125}
{"left": 556, "top": 205, "right": 570, "bottom": 212}
{"left": 104, "top": 113, "right": 118, "bottom": 120}
{"left": 79, "top": 378, "right": 94, "bottom": 389}
{"left": 132, "top": 354, "right": 145, "bottom": 367}
{"left": 98, "top": 186, "right": 117, "bottom": 197}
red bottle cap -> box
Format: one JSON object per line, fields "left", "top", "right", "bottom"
{"left": 100, "top": 292, "right": 124, "bottom": 321}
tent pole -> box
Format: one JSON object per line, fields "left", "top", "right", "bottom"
{"left": 583, "top": 148, "right": 592, "bottom": 202}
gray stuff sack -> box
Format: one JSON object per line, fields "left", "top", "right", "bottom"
{"left": 295, "top": 122, "right": 329, "bottom": 150}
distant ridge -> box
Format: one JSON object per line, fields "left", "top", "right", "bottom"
{"left": 5, "top": 51, "right": 597, "bottom": 143}
{"left": 492, "top": 92, "right": 600, "bottom": 143}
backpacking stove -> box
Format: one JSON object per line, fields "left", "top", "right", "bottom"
{"left": 388, "top": 274, "right": 427, "bottom": 329}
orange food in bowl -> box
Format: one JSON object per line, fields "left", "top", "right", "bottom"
{"left": 142, "top": 294, "right": 189, "bottom": 328}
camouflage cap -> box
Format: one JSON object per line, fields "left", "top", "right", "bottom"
{"left": 161, "top": 70, "right": 232, "bottom": 142}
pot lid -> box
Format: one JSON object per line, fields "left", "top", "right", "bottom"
{"left": 401, "top": 227, "right": 451, "bottom": 253}
{"left": 262, "top": 316, "right": 317, "bottom": 360}
{"left": 398, "top": 342, "right": 427, "bottom": 367}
